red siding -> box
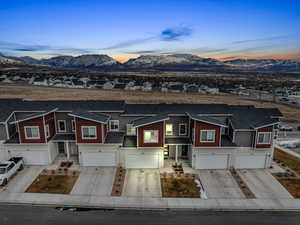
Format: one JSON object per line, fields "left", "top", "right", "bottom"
{"left": 19, "top": 117, "right": 45, "bottom": 143}
{"left": 44, "top": 112, "right": 55, "bottom": 142}
{"left": 75, "top": 117, "right": 103, "bottom": 143}
{"left": 256, "top": 125, "right": 273, "bottom": 148}
{"left": 194, "top": 120, "right": 221, "bottom": 147}
{"left": 138, "top": 121, "right": 164, "bottom": 147}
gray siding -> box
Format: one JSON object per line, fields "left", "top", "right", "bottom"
{"left": 55, "top": 112, "right": 73, "bottom": 133}
{"left": 105, "top": 113, "right": 142, "bottom": 133}
{"left": 165, "top": 116, "right": 190, "bottom": 137}
{"left": 0, "top": 124, "right": 7, "bottom": 140}
{"left": 234, "top": 131, "right": 255, "bottom": 147}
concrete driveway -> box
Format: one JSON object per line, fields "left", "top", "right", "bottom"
{"left": 123, "top": 169, "right": 162, "bottom": 197}
{"left": 71, "top": 167, "right": 115, "bottom": 196}
{"left": 238, "top": 169, "right": 293, "bottom": 199}
{"left": 197, "top": 170, "right": 245, "bottom": 199}
{"left": 2, "top": 166, "right": 44, "bottom": 193}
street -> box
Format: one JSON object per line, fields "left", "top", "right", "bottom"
{"left": 0, "top": 205, "right": 300, "bottom": 225}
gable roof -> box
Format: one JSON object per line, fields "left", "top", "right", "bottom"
{"left": 10, "top": 108, "right": 58, "bottom": 124}
{"left": 132, "top": 114, "right": 169, "bottom": 127}
{"left": 68, "top": 111, "right": 110, "bottom": 123}
{"left": 187, "top": 113, "right": 227, "bottom": 127}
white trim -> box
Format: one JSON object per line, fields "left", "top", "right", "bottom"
{"left": 68, "top": 113, "right": 109, "bottom": 124}
{"left": 57, "top": 120, "right": 67, "bottom": 133}
{"left": 109, "top": 120, "right": 120, "bottom": 132}
{"left": 200, "top": 130, "right": 216, "bottom": 143}
{"left": 81, "top": 126, "right": 97, "bottom": 139}
{"left": 179, "top": 123, "right": 187, "bottom": 136}
{"left": 254, "top": 122, "right": 279, "bottom": 130}
{"left": 45, "top": 124, "right": 50, "bottom": 138}
{"left": 43, "top": 115, "right": 47, "bottom": 143}
{"left": 133, "top": 118, "right": 170, "bottom": 128}
{"left": 24, "top": 126, "right": 40, "bottom": 139}
{"left": 186, "top": 112, "right": 227, "bottom": 127}
{"left": 71, "top": 119, "right": 75, "bottom": 132}
{"left": 10, "top": 108, "right": 58, "bottom": 124}
{"left": 257, "top": 132, "right": 272, "bottom": 145}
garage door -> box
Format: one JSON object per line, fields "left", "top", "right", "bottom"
{"left": 126, "top": 152, "right": 160, "bottom": 168}
{"left": 235, "top": 155, "right": 266, "bottom": 169}
{"left": 9, "top": 150, "right": 49, "bottom": 165}
{"left": 196, "top": 154, "right": 229, "bottom": 169}
{"left": 81, "top": 151, "right": 117, "bottom": 166}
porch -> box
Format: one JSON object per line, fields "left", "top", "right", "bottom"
{"left": 51, "top": 133, "right": 78, "bottom": 162}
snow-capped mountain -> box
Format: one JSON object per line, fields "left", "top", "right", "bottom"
{"left": 124, "top": 54, "right": 226, "bottom": 70}
{"left": 224, "top": 59, "right": 300, "bottom": 72}
{"left": 0, "top": 52, "right": 299, "bottom": 72}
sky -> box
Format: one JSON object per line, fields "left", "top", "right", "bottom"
{"left": 0, "top": 0, "right": 300, "bottom": 62}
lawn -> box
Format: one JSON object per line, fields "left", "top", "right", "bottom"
{"left": 26, "top": 174, "right": 79, "bottom": 194}
{"left": 276, "top": 179, "right": 300, "bottom": 198}
{"left": 274, "top": 148, "right": 300, "bottom": 175}
{"left": 161, "top": 177, "right": 200, "bottom": 198}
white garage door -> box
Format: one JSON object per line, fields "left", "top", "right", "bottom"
{"left": 196, "top": 154, "right": 229, "bottom": 169}
{"left": 81, "top": 151, "right": 117, "bottom": 166}
{"left": 126, "top": 152, "right": 159, "bottom": 168}
{"left": 9, "top": 150, "right": 49, "bottom": 165}
{"left": 235, "top": 155, "right": 266, "bottom": 169}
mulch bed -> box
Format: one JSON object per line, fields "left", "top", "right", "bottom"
{"left": 111, "top": 167, "right": 126, "bottom": 196}
{"left": 230, "top": 168, "right": 255, "bottom": 199}
{"left": 160, "top": 173, "right": 200, "bottom": 198}
{"left": 26, "top": 173, "right": 79, "bottom": 194}
{"left": 276, "top": 179, "right": 300, "bottom": 198}
{"left": 274, "top": 148, "right": 300, "bottom": 175}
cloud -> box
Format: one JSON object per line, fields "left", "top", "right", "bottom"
{"left": 231, "top": 34, "right": 300, "bottom": 45}
{"left": 160, "top": 26, "right": 192, "bottom": 41}
{"left": 101, "top": 25, "right": 193, "bottom": 50}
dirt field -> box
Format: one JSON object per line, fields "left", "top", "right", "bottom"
{"left": 0, "top": 85, "right": 299, "bottom": 122}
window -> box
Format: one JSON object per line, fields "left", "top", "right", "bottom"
{"left": 179, "top": 123, "right": 187, "bottom": 136}
{"left": 45, "top": 124, "right": 50, "bottom": 138}
{"left": 71, "top": 120, "right": 75, "bottom": 132}
{"left": 126, "top": 124, "right": 136, "bottom": 135}
{"left": 257, "top": 132, "right": 271, "bottom": 144}
{"left": 165, "top": 124, "right": 173, "bottom": 136}
{"left": 58, "top": 120, "right": 66, "bottom": 132}
{"left": 144, "top": 130, "right": 159, "bottom": 143}
{"left": 81, "top": 126, "right": 97, "bottom": 139}
{"left": 200, "top": 130, "right": 216, "bottom": 142}
{"left": 24, "top": 126, "right": 40, "bottom": 139}
{"left": 109, "top": 120, "right": 119, "bottom": 131}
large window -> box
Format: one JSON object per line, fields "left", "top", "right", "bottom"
{"left": 109, "top": 120, "right": 119, "bottom": 132}
{"left": 200, "top": 130, "right": 216, "bottom": 142}
{"left": 165, "top": 124, "right": 173, "bottom": 136}
{"left": 24, "top": 126, "right": 40, "bottom": 139}
{"left": 45, "top": 124, "right": 50, "bottom": 138}
{"left": 126, "top": 124, "right": 136, "bottom": 135}
{"left": 257, "top": 132, "right": 271, "bottom": 144}
{"left": 81, "top": 126, "right": 97, "bottom": 139}
{"left": 179, "top": 123, "right": 187, "bottom": 136}
{"left": 144, "top": 130, "right": 159, "bottom": 143}
{"left": 58, "top": 120, "right": 66, "bottom": 132}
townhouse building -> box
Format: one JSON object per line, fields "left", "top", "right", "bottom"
{"left": 0, "top": 99, "right": 282, "bottom": 169}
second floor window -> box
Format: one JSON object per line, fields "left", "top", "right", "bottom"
{"left": 25, "top": 126, "right": 40, "bottom": 139}
{"left": 144, "top": 130, "right": 159, "bottom": 143}
{"left": 179, "top": 123, "right": 187, "bottom": 136}
{"left": 126, "top": 124, "right": 136, "bottom": 135}
{"left": 257, "top": 132, "right": 271, "bottom": 144}
{"left": 109, "top": 120, "right": 119, "bottom": 132}
{"left": 82, "top": 126, "right": 97, "bottom": 139}
{"left": 165, "top": 124, "right": 173, "bottom": 136}
{"left": 200, "top": 130, "right": 216, "bottom": 142}
{"left": 58, "top": 120, "right": 66, "bottom": 132}
{"left": 45, "top": 124, "right": 50, "bottom": 138}
{"left": 71, "top": 120, "right": 75, "bottom": 132}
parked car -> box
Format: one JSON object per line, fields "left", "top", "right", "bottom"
{"left": 280, "top": 98, "right": 289, "bottom": 102}
{"left": 0, "top": 157, "right": 24, "bottom": 186}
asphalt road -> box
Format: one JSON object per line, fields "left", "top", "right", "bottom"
{"left": 1, "top": 205, "right": 300, "bottom": 225}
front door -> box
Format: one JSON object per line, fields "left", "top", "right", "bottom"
{"left": 181, "top": 145, "right": 188, "bottom": 159}
{"left": 58, "top": 142, "right": 65, "bottom": 154}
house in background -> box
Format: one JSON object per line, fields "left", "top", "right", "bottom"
{"left": 0, "top": 99, "right": 281, "bottom": 169}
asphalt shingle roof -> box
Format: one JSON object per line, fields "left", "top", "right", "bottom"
{"left": 69, "top": 111, "right": 110, "bottom": 123}
{"left": 187, "top": 113, "right": 227, "bottom": 127}
{"left": 104, "top": 132, "right": 125, "bottom": 144}
{"left": 132, "top": 114, "right": 169, "bottom": 127}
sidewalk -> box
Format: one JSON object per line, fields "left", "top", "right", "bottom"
{"left": 1, "top": 191, "right": 300, "bottom": 210}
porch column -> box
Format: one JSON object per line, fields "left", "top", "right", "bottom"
{"left": 175, "top": 145, "right": 178, "bottom": 163}
{"left": 66, "top": 142, "right": 70, "bottom": 160}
